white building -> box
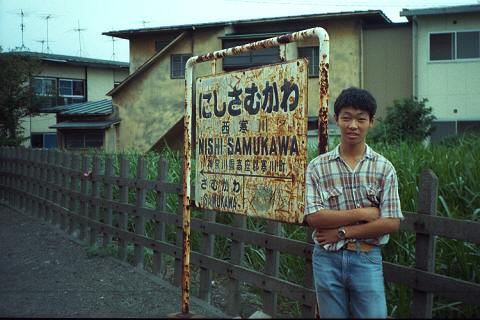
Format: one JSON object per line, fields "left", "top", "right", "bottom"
{"left": 401, "top": 5, "right": 480, "bottom": 141}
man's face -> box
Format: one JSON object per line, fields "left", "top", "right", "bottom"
{"left": 335, "top": 106, "right": 374, "bottom": 145}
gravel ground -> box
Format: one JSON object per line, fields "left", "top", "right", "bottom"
{"left": 0, "top": 204, "right": 226, "bottom": 318}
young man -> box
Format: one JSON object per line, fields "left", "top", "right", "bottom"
{"left": 304, "top": 87, "right": 403, "bottom": 318}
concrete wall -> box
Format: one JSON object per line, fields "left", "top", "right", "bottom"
{"left": 416, "top": 12, "right": 480, "bottom": 121}
{"left": 364, "top": 25, "right": 412, "bottom": 120}
{"left": 115, "top": 29, "right": 228, "bottom": 153}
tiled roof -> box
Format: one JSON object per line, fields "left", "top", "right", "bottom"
{"left": 43, "top": 99, "right": 113, "bottom": 115}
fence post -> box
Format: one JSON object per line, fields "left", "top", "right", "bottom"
{"left": 153, "top": 158, "right": 168, "bottom": 276}
{"left": 174, "top": 157, "right": 184, "bottom": 287}
{"left": 20, "top": 148, "right": 27, "bottom": 212}
{"left": 89, "top": 155, "right": 101, "bottom": 247}
{"left": 68, "top": 154, "right": 79, "bottom": 235}
{"left": 103, "top": 155, "right": 113, "bottom": 248}
{"left": 0, "top": 148, "right": 4, "bottom": 201}
{"left": 79, "top": 154, "right": 89, "bottom": 241}
{"left": 412, "top": 169, "right": 438, "bottom": 319}
{"left": 39, "top": 150, "right": 48, "bottom": 221}
{"left": 32, "top": 149, "right": 38, "bottom": 214}
{"left": 26, "top": 149, "right": 34, "bottom": 214}
{"left": 303, "top": 226, "right": 316, "bottom": 318}
{"left": 263, "top": 220, "right": 280, "bottom": 317}
{"left": 133, "top": 156, "right": 146, "bottom": 268}
{"left": 53, "top": 151, "right": 63, "bottom": 226}
{"left": 226, "top": 214, "right": 246, "bottom": 317}
{"left": 14, "top": 147, "right": 20, "bottom": 209}
{"left": 60, "top": 152, "right": 71, "bottom": 230}
{"left": 117, "top": 155, "right": 129, "bottom": 261}
{"left": 199, "top": 209, "right": 216, "bottom": 302}
{"left": 45, "top": 150, "right": 55, "bottom": 223}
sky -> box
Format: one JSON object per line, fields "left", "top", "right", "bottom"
{"left": 1, "top": 0, "right": 478, "bottom": 62}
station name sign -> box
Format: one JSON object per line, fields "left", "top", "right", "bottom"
{"left": 194, "top": 59, "right": 308, "bottom": 224}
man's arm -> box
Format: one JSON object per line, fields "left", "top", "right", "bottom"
{"left": 304, "top": 207, "right": 380, "bottom": 229}
{"left": 314, "top": 217, "right": 400, "bottom": 244}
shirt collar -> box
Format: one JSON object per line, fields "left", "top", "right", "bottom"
{"left": 329, "top": 143, "right": 374, "bottom": 161}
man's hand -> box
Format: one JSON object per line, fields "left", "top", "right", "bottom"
{"left": 356, "top": 207, "right": 380, "bottom": 223}
{"left": 315, "top": 228, "right": 339, "bottom": 245}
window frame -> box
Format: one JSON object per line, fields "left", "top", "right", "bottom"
{"left": 30, "top": 132, "right": 57, "bottom": 149}
{"left": 63, "top": 130, "right": 104, "bottom": 150}
{"left": 32, "top": 77, "right": 57, "bottom": 96}
{"left": 170, "top": 54, "right": 192, "bottom": 79}
{"left": 222, "top": 39, "right": 280, "bottom": 71}
{"left": 298, "top": 46, "right": 319, "bottom": 77}
{"left": 58, "top": 78, "right": 85, "bottom": 98}
{"left": 429, "top": 30, "right": 480, "bottom": 62}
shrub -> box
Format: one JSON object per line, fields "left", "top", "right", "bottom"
{"left": 369, "top": 98, "right": 436, "bottom": 143}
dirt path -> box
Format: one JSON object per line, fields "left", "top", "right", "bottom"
{"left": 0, "top": 204, "right": 225, "bottom": 318}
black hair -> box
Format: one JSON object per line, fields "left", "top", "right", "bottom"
{"left": 333, "top": 87, "right": 377, "bottom": 119}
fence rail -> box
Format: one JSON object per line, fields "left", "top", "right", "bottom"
{"left": 0, "top": 146, "right": 479, "bottom": 318}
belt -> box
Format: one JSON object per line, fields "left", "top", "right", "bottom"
{"left": 343, "top": 242, "right": 375, "bottom": 253}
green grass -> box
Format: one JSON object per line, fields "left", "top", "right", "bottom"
{"left": 78, "top": 134, "right": 479, "bottom": 318}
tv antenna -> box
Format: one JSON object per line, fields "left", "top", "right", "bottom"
{"left": 35, "top": 39, "right": 55, "bottom": 53}
{"left": 110, "top": 36, "right": 117, "bottom": 61}
{"left": 139, "top": 19, "right": 150, "bottom": 28}
{"left": 10, "top": 9, "right": 32, "bottom": 50}
{"left": 72, "top": 20, "right": 87, "bottom": 56}
{"left": 40, "top": 13, "right": 58, "bottom": 53}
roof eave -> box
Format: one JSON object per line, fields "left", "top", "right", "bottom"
{"left": 401, "top": 4, "right": 480, "bottom": 18}
{"left": 104, "top": 10, "right": 391, "bottom": 39}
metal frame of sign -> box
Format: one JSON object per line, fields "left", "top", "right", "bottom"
{"left": 180, "top": 27, "right": 329, "bottom": 316}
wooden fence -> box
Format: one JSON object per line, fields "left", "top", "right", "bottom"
{"left": 0, "top": 146, "right": 479, "bottom": 318}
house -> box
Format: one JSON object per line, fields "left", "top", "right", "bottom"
{"left": 401, "top": 4, "right": 480, "bottom": 141}
{"left": 103, "top": 10, "right": 412, "bottom": 153}
{"left": 45, "top": 99, "right": 119, "bottom": 152}
{"left": 8, "top": 51, "right": 129, "bottom": 149}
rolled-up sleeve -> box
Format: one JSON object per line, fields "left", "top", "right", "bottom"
{"left": 304, "top": 162, "right": 326, "bottom": 216}
{"left": 380, "top": 167, "right": 404, "bottom": 220}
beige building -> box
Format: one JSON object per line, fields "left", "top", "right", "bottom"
{"left": 14, "top": 52, "right": 128, "bottom": 149}
{"left": 401, "top": 4, "right": 480, "bottom": 140}
{"left": 104, "top": 10, "right": 412, "bottom": 153}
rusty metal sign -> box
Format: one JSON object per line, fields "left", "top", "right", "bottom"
{"left": 194, "top": 59, "right": 308, "bottom": 224}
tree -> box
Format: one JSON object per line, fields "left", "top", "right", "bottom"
{"left": 369, "top": 97, "right": 436, "bottom": 143}
{"left": 0, "top": 49, "right": 45, "bottom": 146}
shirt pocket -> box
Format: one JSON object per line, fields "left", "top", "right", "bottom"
{"left": 323, "top": 186, "right": 343, "bottom": 210}
{"left": 361, "top": 184, "right": 381, "bottom": 207}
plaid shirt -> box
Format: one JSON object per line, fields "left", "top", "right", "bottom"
{"left": 304, "top": 144, "right": 404, "bottom": 251}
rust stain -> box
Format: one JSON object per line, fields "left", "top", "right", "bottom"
{"left": 194, "top": 59, "right": 308, "bottom": 224}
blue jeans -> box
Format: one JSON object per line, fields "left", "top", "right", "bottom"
{"left": 312, "top": 245, "right": 387, "bottom": 318}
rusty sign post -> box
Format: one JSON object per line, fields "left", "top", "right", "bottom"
{"left": 181, "top": 27, "right": 329, "bottom": 316}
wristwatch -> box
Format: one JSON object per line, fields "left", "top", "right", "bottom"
{"left": 337, "top": 227, "right": 347, "bottom": 240}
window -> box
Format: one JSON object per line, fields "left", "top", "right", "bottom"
{"left": 457, "top": 31, "right": 480, "bottom": 59}
{"left": 31, "top": 133, "right": 57, "bottom": 149}
{"left": 64, "top": 131, "right": 103, "bottom": 149}
{"left": 298, "top": 47, "right": 319, "bottom": 77}
{"left": 59, "top": 79, "right": 84, "bottom": 97}
{"left": 222, "top": 39, "right": 280, "bottom": 70}
{"left": 430, "top": 31, "right": 480, "bottom": 61}
{"left": 32, "top": 77, "right": 86, "bottom": 108}
{"left": 32, "top": 77, "right": 57, "bottom": 96}
{"left": 171, "top": 54, "right": 192, "bottom": 79}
